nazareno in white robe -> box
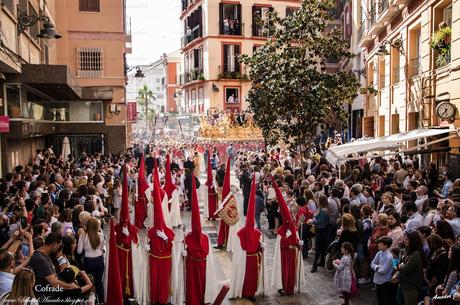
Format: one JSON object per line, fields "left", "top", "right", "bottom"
{"left": 145, "top": 183, "right": 172, "bottom": 229}
{"left": 169, "top": 189, "right": 182, "bottom": 227}
{"left": 228, "top": 235, "right": 268, "bottom": 298}
{"left": 270, "top": 234, "right": 306, "bottom": 293}
{"left": 172, "top": 238, "right": 219, "bottom": 305}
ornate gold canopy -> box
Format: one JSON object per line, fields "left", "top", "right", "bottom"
{"left": 198, "top": 113, "right": 264, "bottom": 142}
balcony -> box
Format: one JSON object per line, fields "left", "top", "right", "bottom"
{"left": 180, "top": 67, "right": 204, "bottom": 84}
{"left": 181, "top": 0, "right": 189, "bottom": 12}
{"left": 358, "top": 22, "right": 374, "bottom": 47}
{"left": 377, "top": 0, "right": 400, "bottom": 24}
{"left": 181, "top": 24, "right": 202, "bottom": 47}
{"left": 366, "top": 5, "right": 385, "bottom": 37}
{"left": 221, "top": 19, "right": 242, "bottom": 36}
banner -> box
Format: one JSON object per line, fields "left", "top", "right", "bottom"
{"left": 127, "top": 102, "right": 137, "bottom": 122}
{"left": 0, "top": 116, "right": 10, "bottom": 133}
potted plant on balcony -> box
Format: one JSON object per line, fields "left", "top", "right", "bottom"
{"left": 359, "top": 86, "right": 378, "bottom": 95}
{"left": 198, "top": 73, "right": 205, "bottom": 81}
{"left": 430, "top": 23, "right": 451, "bottom": 68}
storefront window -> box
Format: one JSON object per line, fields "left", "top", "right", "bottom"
{"left": 6, "top": 85, "right": 21, "bottom": 118}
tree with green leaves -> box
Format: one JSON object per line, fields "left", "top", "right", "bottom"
{"left": 240, "top": 0, "right": 360, "bottom": 155}
{"left": 136, "top": 84, "right": 156, "bottom": 129}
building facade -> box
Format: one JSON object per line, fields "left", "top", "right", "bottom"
{"left": 0, "top": 0, "right": 130, "bottom": 174}
{"left": 179, "top": 0, "right": 300, "bottom": 115}
{"left": 359, "top": 0, "right": 459, "bottom": 162}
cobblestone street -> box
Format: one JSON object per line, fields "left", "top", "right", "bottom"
{"left": 173, "top": 173, "right": 376, "bottom": 305}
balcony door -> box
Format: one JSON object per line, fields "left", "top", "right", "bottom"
{"left": 219, "top": 3, "right": 242, "bottom": 35}
{"left": 223, "top": 44, "right": 240, "bottom": 73}
{"left": 253, "top": 6, "right": 273, "bottom": 37}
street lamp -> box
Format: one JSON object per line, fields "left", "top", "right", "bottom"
{"left": 18, "top": 13, "right": 61, "bottom": 39}
{"left": 376, "top": 39, "right": 404, "bottom": 57}
{"left": 134, "top": 67, "right": 145, "bottom": 80}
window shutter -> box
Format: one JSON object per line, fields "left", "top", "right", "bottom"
{"left": 219, "top": 3, "right": 224, "bottom": 35}
{"left": 235, "top": 45, "right": 240, "bottom": 72}
{"left": 223, "top": 45, "right": 228, "bottom": 72}
{"left": 237, "top": 4, "right": 242, "bottom": 35}
{"left": 252, "top": 6, "right": 257, "bottom": 36}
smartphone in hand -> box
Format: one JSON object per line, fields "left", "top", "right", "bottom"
{"left": 20, "top": 217, "right": 27, "bottom": 229}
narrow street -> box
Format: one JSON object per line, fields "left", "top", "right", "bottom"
{"left": 171, "top": 172, "right": 376, "bottom": 305}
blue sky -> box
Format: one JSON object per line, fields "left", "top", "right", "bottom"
{"left": 126, "top": 0, "right": 181, "bottom": 66}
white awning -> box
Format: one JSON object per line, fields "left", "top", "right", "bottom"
{"left": 326, "top": 127, "right": 456, "bottom": 166}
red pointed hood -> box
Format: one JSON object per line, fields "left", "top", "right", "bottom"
{"left": 152, "top": 171, "right": 166, "bottom": 230}
{"left": 106, "top": 219, "right": 123, "bottom": 305}
{"left": 205, "top": 155, "right": 213, "bottom": 188}
{"left": 163, "top": 154, "right": 176, "bottom": 199}
{"left": 120, "top": 165, "right": 130, "bottom": 226}
{"left": 237, "top": 173, "right": 261, "bottom": 251}
{"left": 153, "top": 157, "right": 160, "bottom": 185}
{"left": 245, "top": 173, "right": 257, "bottom": 230}
{"left": 191, "top": 173, "right": 202, "bottom": 237}
{"left": 138, "top": 154, "right": 146, "bottom": 183}
{"left": 222, "top": 157, "right": 231, "bottom": 199}
{"left": 271, "top": 176, "right": 297, "bottom": 242}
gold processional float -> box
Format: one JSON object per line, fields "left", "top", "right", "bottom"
{"left": 197, "top": 110, "right": 264, "bottom": 142}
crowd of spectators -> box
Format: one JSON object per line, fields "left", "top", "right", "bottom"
{"left": 231, "top": 148, "right": 460, "bottom": 305}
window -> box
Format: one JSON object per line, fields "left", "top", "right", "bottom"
{"left": 391, "top": 47, "right": 400, "bottom": 84}
{"left": 193, "top": 48, "right": 203, "bottom": 70}
{"left": 156, "top": 79, "right": 160, "bottom": 83}
{"left": 183, "top": 6, "right": 202, "bottom": 46}
{"left": 443, "top": 4, "right": 452, "bottom": 27}
{"left": 156, "top": 87, "right": 161, "bottom": 92}
{"left": 181, "top": 0, "right": 189, "bottom": 11}
{"left": 409, "top": 28, "right": 421, "bottom": 77}
{"left": 253, "top": 6, "right": 273, "bottom": 37}
{"left": 77, "top": 47, "right": 103, "bottom": 78}
{"left": 219, "top": 3, "right": 241, "bottom": 35}
{"left": 17, "top": 1, "right": 39, "bottom": 40}
{"left": 225, "top": 88, "right": 240, "bottom": 104}
{"left": 198, "top": 87, "right": 204, "bottom": 113}
{"left": 79, "top": 0, "right": 100, "bottom": 12}
{"left": 157, "top": 94, "right": 164, "bottom": 99}
{"left": 2, "top": 0, "right": 14, "bottom": 13}
{"left": 378, "top": 58, "right": 385, "bottom": 89}
{"left": 253, "top": 45, "right": 261, "bottom": 54}
{"left": 28, "top": 3, "right": 39, "bottom": 40}
{"left": 40, "top": 40, "right": 49, "bottom": 64}
{"left": 223, "top": 44, "right": 240, "bottom": 73}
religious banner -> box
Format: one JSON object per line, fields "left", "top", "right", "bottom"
{"left": 127, "top": 102, "right": 137, "bottom": 122}
{"left": 0, "top": 116, "right": 10, "bottom": 133}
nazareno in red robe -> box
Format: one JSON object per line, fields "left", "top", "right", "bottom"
{"left": 278, "top": 224, "right": 298, "bottom": 295}
{"left": 114, "top": 223, "right": 138, "bottom": 297}
{"left": 147, "top": 227, "right": 175, "bottom": 304}
{"left": 237, "top": 227, "right": 262, "bottom": 297}
{"left": 185, "top": 232, "right": 209, "bottom": 305}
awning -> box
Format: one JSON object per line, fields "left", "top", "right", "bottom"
{"left": 326, "top": 127, "right": 457, "bottom": 166}
{"left": 13, "top": 64, "right": 81, "bottom": 100}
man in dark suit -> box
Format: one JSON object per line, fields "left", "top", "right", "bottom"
{"left": 184, "top": 168, "right": 200, "bottom": 210}
{"left": 145, "top": 153, "right": 155, "bottom": 175}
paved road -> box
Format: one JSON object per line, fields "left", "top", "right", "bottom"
{"left": 173, "top": 173, "right": 377, "bottom": 305}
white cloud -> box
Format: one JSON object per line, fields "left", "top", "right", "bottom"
{"left": 126, "top": 0, "right": 181, "bottom": 66}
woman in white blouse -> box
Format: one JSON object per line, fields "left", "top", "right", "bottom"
{"left": 77, "top": 217, "right": 105, "bottom": 304}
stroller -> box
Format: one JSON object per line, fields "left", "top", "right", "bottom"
{"left": 325, "top": 238, "right": 342, "bottom": 271}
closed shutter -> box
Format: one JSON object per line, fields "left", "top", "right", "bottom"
{"left": 219, "top": 3, "right": 224, "bottom": 35}
{"left": 234, "top": 45, "right": 240, "bottom": 72}
{"left": 223, "top": 45, "right": 228, "bottom": 72}
{"left": 236, "top": 4, "right": 242, "bottom": 35}
{"left": 252, "top": 6, "right": 257, "bottom": 36}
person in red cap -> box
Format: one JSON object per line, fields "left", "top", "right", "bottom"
{"left": 229, "top": 174, "right": 267, "bottom": 301}
{"left": 134, "top": 154, "right": 149, "bottom": 228}
{"left": 270, "top": 176, "right": 305, "bottom": 296}
{"left": 214, "top": 157, "right": 240, "bottom": 252}
{"left": 164, "top": 154, "right": 182, "bottom": 227}
{"left": 106, "top": 218, "right": 123, "bottom": 305}
{"left": 181, "top": 174, "right": 218, "bottom": 305}
{"left": 147, "top": 173, "right": 175, "bottom": 305}
{"left": 205, "top": 155, "right": 217, "bottom": 220}
{"left": 114, "top": 166, "right": 139, "bottom": 298}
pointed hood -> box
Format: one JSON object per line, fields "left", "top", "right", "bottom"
{"left": 205, "top": 154, "right": 213, "bottom": 188}
{"left": 106, "top": 219, "right": 123, "bottom": 305}
{"left": 222, "top": 157, "right": 231, "bottom": 199}
{"left": 138, "top": 154, "right": 146, "bottom": 183}
{"left": 163, "top": 154, "right": 176, "bottom": 199}
{"left": 237, "top": 173, "right": 261, "bottom": 251}
{"left": 191, "top": 173, "right": 202, "bottom": 237}
{"left": 120, "top": 165, "right": 130, "bottom": 226}
{"left": 152, "top": 171, "right": 166, "bottom": 230}
{"left": 153, "top": 157, "right": 160, "bottom": 185}
{"left": 245, "top": 173, "right": 257, "bottom": 230}
{"left": 271, "top": 175, "right": 297, "bottom": 243}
